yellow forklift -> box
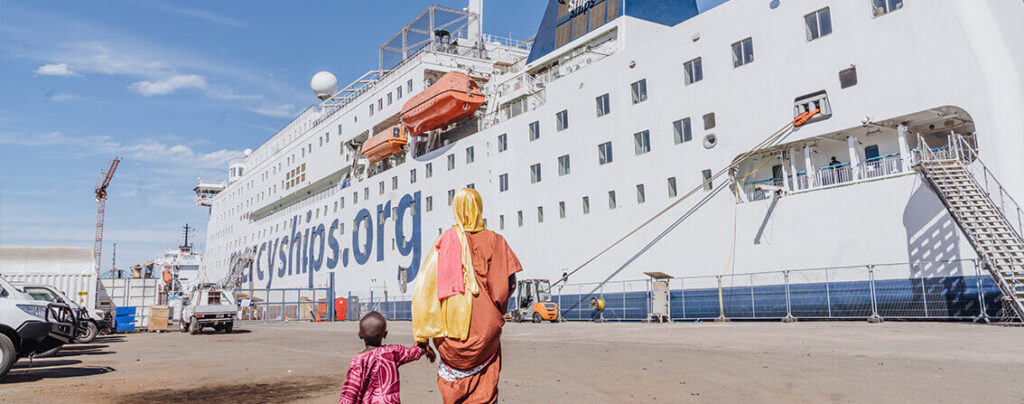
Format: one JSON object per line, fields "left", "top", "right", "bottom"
{"left": 510, "top": 278, "right": 560, "bottom": 323}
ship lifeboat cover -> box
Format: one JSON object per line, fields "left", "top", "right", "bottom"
{"left": 400, "top": 71, "right": 485, "bottom": 136}
{"left": 360, "top": 125, "right": 409, "bottom": 165}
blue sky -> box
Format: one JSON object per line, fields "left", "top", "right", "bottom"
{"left": 0, "top": 0, "right": 544, "bottom": 271}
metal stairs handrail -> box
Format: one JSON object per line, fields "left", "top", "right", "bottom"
{"left": 914, "top": 133, "right": 1024, "bottom": 321}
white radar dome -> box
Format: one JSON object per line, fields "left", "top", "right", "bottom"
{"left": 244, "top": 148, "right": 253, "bottom": 156}
{"left": 311, "top": 71, "right": 338, "bottom": 101}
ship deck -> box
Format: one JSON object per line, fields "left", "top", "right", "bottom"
{"left": 4, "top": 321, "right": 1021, "bottom": 402}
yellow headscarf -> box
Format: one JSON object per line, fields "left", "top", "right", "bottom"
{"left": 412, "top": 188, "right": 483, "bottom": 342}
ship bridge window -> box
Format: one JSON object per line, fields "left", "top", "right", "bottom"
{"left": 634, "top": 130, "right": 651, "bottom": 155}
{"left": 731, "top": 37, "right": 754, "bottom": 68}
{"left": 529, "top": 121, "right": 541, "bottom": 141}
{"left": 558, "top": 154, "right": 571, "bottom": 176}
{"left": 684, "top": 57, "right": 703, "bottom": 85}
{"left": 805, "top": 7, "right": 833, "bottom": 41}
{"left": 872, "top": 0, "right": 903, "bottom": 17}
{"left": 498, "top": 133, "right": 508, "bottom": 152}
{"left": 530, "top": 163, "right": 542, "bottom": 183}
{"left": 598, "top": 142, "right": 613, "bottom": 165}
{"left": 631, "top": 79, "right": 647, "bottom": 104}
{"left": 674, "top": 118, "right": 693, "bottom": 144}
{"left": 596, "top": 94, "right": 610, "bottom": 117}
{"left": 499, "top": 173, "right": 509, "bottom": 192}
{"left": 556, "top": 110, "right": 569, "bottom": 131}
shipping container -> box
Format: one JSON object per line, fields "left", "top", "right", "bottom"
{"left": 0, "top": 246, "right": 98, "bottom": 309}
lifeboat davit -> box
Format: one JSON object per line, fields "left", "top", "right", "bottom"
{"left": 400, "top": 71, "right": 485, "bottom": 136}
{"left": 360, "top": 125, "right": 409, "bottom": 165}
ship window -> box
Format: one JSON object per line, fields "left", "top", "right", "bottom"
{"left": 499, "top": 215, "right": 505, "bottom": 230}
{"left": 364, "top": 187, "right": 369, "bottom": 199}
{"left": 559, "top": 201, "right": 566, "bottom": 219}
{"left": 529, "top": 121, "right": 540, "bottom": 141}
{"left": 498, "top": 133, "right": 508, "bottom": 152}
{"left": 684, "top": 57, "right": 703, "bottom": 85}
{"left": 466, "top": 146, "right": 475, "bottom": 164}
{"left": 805, "top": 7, "right": 832, "bottom": 41}
{"left": 582, "top": 196, "right": 590, "bottom": 214}
{"left": 537, "top": 206, "right": 544, "bottom": 223}
{"left": 839, "top": 66, "right": 858, "bottom": 88}
{"left": 608, "top": 191, "right": 617, "bottom": 209}
{"left": 426, "top": 163, "right": 433, "bottom": 178}
{"left": 630, "top": 79, "right": 647, "bottom": 104}
{"left": 407, "top": 79, "right": 413, "bottom": 93}
{"left": 872, "top": 0, "right": 903, "bottom": 17}
{"left": 392, "top": 176, "right": 398, "bottom": 190}
{"left": 674, "top": 118, "right": 693, "bottom": 144}
{"left": 387, "top": 93, "right": 392, "bottom": 105}
{"left": 499, "top": 173, "right": 509, "bottom": 192}
{"left": 301, "top": 148, "right": 305, "bottom": 157}
{"left": 598, "top": 142, "right": 613, "bottom": 165}
{"left": 319, "top": 136, "right": 323, "bottom": 147}
{"left": 338, "top": 124, "right": 343, "bottom": 136}
{"left": 410, "top": 169, "right": 417, "bottom": 184}
{"left": 865, "top": 145, "right": 880, "bottom": 161}
{"left": 596, "top": 93, "right": 610, "bottom": 117}
{"left": 466, "top": 183, "right": 475, "bottom": 189}
{"left": 370, "top": 104, "right": 374, "bottom": 115}
{"left": 426, "top": 196, "right": 433, "bottom": 212}
{"left": 556, "top": 110, "right": 569, "bottom": 131}
{"left": 634, "top": 130, "right": 651, "bottom": 155}
{"left": 703, "top": 113, "right": 716, "bottom": 130}
{"left": 340, "top": 197, "right": 345, "bottom": 208}
{"left": 518, "top": 210, "right": 524, "bottom": 227}
{"left": 702, "top": 169, "right": 713, "bottom": 191}
{"left": 636, "top": 184, "right": 646, "bottom": 204}
{"left": 448, "top": 189, "right": 455, "bottom": 205}
{"left": 397, "top": 86, "right": 403, "bottom": 99}
{"left": 667, "top": 177, "right": 678, "bottom": 198}
{"left": 731, "top": 37, "right": 754, "bottom": 68}
{"left": 378, "top": 98, "right": 383, "bottom": 110}
{"left": 530, "top": 163, "right": 542, "bottom": 184}
{"left": 447, "top": 154, "right": 455, "bottom": 170}
{"left": 558, "top": 154, "right": 571, "bottom": 176}
{"left": 354, "top": 191, "right": 359, "bottom": 204}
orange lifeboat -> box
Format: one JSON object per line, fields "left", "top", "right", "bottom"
{"left": 360, "top": 125, "right": 409, "bottom": 164}
{"left": 400, "top": 71, "right": 485, "bottom": 136}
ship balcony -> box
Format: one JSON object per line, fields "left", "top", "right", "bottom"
{"left": 735, "top": 107, "right": 975, "bottom": 203}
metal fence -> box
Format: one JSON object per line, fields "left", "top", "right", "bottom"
{"left": 548, "top": 259, "right": 1002, "bottom": 322}
{"left": 238, "top": 273, "right": 335, "bottom": 322}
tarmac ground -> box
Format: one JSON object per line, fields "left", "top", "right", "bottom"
{"left": 1, "top": 320, "right": 1022, "bottom": 403}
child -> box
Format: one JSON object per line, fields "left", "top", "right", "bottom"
{"left": 339, "top": 311, "right": 435, "bottom": 404}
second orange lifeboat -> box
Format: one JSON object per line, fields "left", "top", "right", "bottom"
{"left": 400, "top": 71, "right": 484, "bottom": 136}
{"left": 360, "top": 125, "right": 409, "bottom": 165}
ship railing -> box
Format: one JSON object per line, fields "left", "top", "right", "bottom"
{"left": 741, "top": 153, "right": 907, "bottom": 202}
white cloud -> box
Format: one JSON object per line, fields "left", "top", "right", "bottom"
{"left": 34, "top": 62, "right": 76, "bottom": 76}
{"left": 160, "top": 5, "right": 243, "bottom": 27}
{"left": 45, "top": 92, "right": 76, "bottom": 102}
{"left": 252, "top": 103, "right": 299, "bottom": 118}
{"left": 129, "top": 74, "right": 208, "bottom": 96}
{"left": 0, "top": 131, "right": 241, "bottom": 170}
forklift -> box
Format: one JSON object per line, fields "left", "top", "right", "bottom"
{"left": 510, "top": 278, "right": 560, "bottom": 323}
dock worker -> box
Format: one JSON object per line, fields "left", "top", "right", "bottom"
{"left": 412, "top": 187, "right": 522, "bottom": 404}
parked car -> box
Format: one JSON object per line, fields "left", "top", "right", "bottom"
{"left": 0, "top": 275, "right": 76, "bottom": 380}
{"left": 15, "top": 283, "right": 108, "bottom": 343}
{"left": 180, "top": 283, "right": 236, "bottom": 334}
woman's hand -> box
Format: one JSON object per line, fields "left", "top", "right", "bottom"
{"left": 418, "top": 341, "right": 436, "bottom": 363}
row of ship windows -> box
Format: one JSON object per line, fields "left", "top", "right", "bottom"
{"left": 369, "top": 79, "right": 415, "bottom": 116}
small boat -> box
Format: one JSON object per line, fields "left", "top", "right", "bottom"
{"left": 400, "top": 71, "right": 485, "bottom": 136}
{"left": 361, "top": 125, "right": 409, "bottom": 164}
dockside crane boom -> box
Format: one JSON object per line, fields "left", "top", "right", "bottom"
{"left": 94, "top": 157, "right": 121, "bottom": 277}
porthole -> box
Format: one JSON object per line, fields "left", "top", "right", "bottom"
{"left": 703, "top": 134, "right": 718, "bottom": 149}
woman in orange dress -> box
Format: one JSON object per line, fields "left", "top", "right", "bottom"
{"left": 412, "top": 188, "right": 522, "bottom": 404}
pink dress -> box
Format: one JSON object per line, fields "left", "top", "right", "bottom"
{"left": 339, "top": 345, "right": 423, "bottom": 404}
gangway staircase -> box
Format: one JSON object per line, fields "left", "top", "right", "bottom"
{"left": 914, "top": 133, "right": 1024, "bottom": 321}
{"left": 219, "top": 247, "right": 256, "bottom": 291}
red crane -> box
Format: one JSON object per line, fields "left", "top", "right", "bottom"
{"left": 94, "top": 157, "right": 121, "bottom": 276}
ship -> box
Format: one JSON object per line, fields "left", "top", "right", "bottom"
{"left": 197, "top": 0, "right": 1024, "bottom": 321}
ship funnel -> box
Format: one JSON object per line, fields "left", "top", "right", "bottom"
{"left": 311, "top": 71, "right": 338, "bottom": 101}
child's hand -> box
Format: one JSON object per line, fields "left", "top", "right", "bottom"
{"left": 418, "top": 342, "right": 436, "bottom": 363}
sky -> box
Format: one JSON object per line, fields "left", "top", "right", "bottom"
{"left": 0, "top": 0, "right": 544, "bottom": 272}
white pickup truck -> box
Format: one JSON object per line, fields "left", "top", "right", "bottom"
{"left": 15, "top": 283, "right": 108, "bottom": 343}
{"left": 180, "top": 283, "right": 236, "bottom": 334}
{"left": 0, "top": 275, "right": 76, "bottom": 380}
